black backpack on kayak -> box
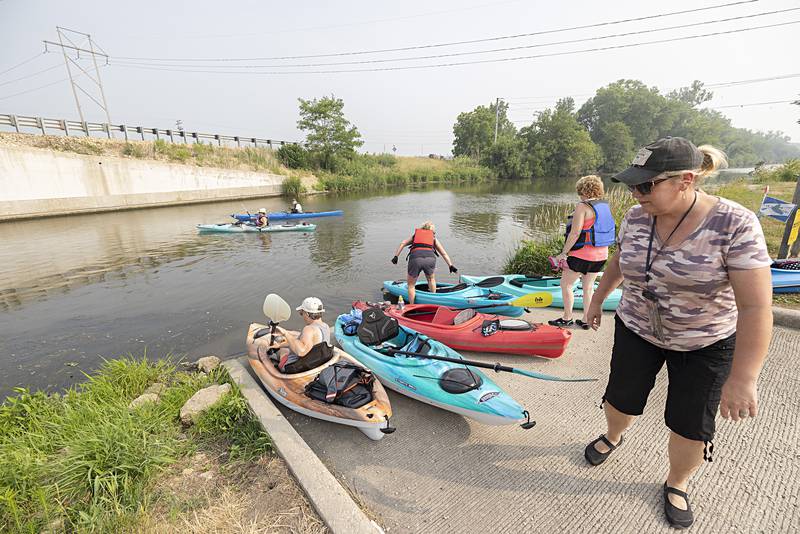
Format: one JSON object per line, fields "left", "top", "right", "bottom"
{"left": 357, "top": 307, "right": 399, "bottom": 345}
{"left": 305, "top": 362, "right": 375, "bottom": 409}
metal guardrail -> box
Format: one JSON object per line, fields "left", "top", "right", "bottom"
{"left": 0, "top": 113, "right": 298, "bottom": 149}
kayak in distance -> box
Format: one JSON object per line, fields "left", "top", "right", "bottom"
{"left": 197, "top": 222, "right": 316, "bottom": 233}
{"left": 231, "top": 210, "right": 344, "bottom": 222}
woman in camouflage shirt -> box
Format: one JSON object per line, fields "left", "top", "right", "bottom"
{"left": 584, "top": 137, "right": 772, "bottom": 529}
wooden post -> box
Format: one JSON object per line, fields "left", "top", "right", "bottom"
{"left": 104, "top": 123, "right": 111, "bottom": 139}
{"left": 37, "top": 117, "right": 46, "bottom": 135}
{"left": 167, "top": 129, "right": 174, "bottom": 143}
{"left": 82, "top": 121, "right": 89, "bottom": 137}
{"left": 779, "top": 175, "right": 800, "bottom": 258}
{"left": 235, "top": 136, "right": 241, "bottom": 148}
{"left": 215, "top": 134, "right": 221, "bottom": 146}
{"left": 10, "top": 114, "right": 20, "bottom": 133}
{"left": 138, "top": 126, "right": 145, "bottom": 141}
{"left": 122, "top": 124, "right": 129, "bottom": 141}
{"left": 62, "top": 119, "right": 70, "bottom": 136}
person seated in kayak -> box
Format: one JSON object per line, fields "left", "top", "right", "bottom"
{"left": 390, "top": 221, "right": 457, "bottom": 305}
{"left": 549, "top": 175, "right": 615, "bottom": 329}
{"left": 268, "top": 297, "right": 333, "bottom": 373}
{"left": 255, "top": 208, "right": 269, "bottom": 228}
{"left": 291, "top": 199, "right": 303, "bottom": 213}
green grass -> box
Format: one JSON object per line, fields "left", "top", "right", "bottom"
{"left": 752, "top": 159, "right": 800, "bottom": 183}
{"left": 281, "top": 176, "right": 305, "bottom": 197}
{"left": 0, "top": 357, "right": 270, "bottom": 533}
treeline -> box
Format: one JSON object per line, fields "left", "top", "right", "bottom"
{"left": 453, "top": 79, "right": 800, "bottom": 178}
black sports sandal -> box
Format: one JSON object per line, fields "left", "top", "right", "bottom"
{"left": 663, "top": 483, "right": 694, "bottom": 529}
{"left": 548, "top": 317, "right": 574, "bottom": 327}
{"left": 584, "top": 434, "right": 623, "bottom": 466}
{"left": 575, "top": 320, "right": 591, "bottom": 330}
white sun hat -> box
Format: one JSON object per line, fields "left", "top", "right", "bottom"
{"left": 296, "top": 297, "right": 325, "bottom": 314}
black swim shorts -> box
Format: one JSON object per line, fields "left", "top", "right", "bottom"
{"left": 566, "top": 256, "right": 606, "bottom": 274}
{"left": 603, "top": 316, "right": 735, "bottom": 443}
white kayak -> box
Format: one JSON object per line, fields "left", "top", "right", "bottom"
{"left": 197, "top": 223, "right": 316, "bottom": 233}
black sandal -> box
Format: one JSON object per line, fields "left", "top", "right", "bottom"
{"left": 575, "top": 320, "right": 591, "bottom": 330}
{"left": 584, "top": 434, "right": 623, "bottom": 466}
{"left": 548, "top": 317, "right": 574, "bottom": 327}
{"left": 663, "top": 483, "right": 694, "bottom": 529}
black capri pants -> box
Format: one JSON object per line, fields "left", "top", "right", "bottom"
{"left": 604, "top": 316, "right": 735, "bottom": 443}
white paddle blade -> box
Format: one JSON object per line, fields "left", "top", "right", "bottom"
{"left": 263, "top": 293, "right": 291, "bottom": 322}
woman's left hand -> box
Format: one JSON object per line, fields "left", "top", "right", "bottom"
{"left": 719, "top": 376, "right": 758, "bottom": 421}
{"left": 555, "top": 252, "right": 567, "bottom": 262}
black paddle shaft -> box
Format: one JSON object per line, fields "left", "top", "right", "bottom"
{"left": 386, "top": 349, "right": 513, "bottom": 374}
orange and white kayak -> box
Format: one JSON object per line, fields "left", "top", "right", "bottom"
{"left": 246, "top": 323, "right": 394, "bottom": 440}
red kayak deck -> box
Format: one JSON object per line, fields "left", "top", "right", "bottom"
{"left": 352, "top": 301, "right": 571, "bottom": 359}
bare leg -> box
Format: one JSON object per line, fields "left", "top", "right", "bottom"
{"left": 428, "top": 273, "right": 437, "bottom": 294}
{"left": 665, "top": 432, "right": 705, "bottom": 510}
{"left": 580, "top": 272, "right": 600, "bottom": 321}
{"left": 592, "top": 401, "right": 636, "bottom": 454}
{"left": 560, "top": 268, "right": 581, "bottom": 320}
{"left": 407, "top": 274, "right": 417, "bottom": 304}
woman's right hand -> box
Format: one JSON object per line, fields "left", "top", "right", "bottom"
{"left": 586, "top": 301, "right": 603, "bottom": 330}
{"left": 391, "top": 256, "right": 399, "bottom": 264}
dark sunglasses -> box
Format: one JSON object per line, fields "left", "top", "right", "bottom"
{"left": 627, "top": 177, "right": 670, "bottom": 195}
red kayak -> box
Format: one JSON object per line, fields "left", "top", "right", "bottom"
{"left": 352, "top": 301, "right": 571, "bottom": 359}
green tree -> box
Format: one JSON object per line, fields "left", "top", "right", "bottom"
{"left": 667, "top": 80, "right": 713, "bottom": 107}
{"left": 481, "top": 136, "right": 529, "bottom": 179}
{"left": 595, "top": 121, "right": 634, "bottom": 172}
{"left": 297, "top": 95, "right": 363, "bottom": 170}
{"left": 452, "top": 100, "right": 516, "bottom": 159}
{"left": 521, "top": 98, "right": 602, "bottom": 177}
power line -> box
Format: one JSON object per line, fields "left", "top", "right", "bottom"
{"left": 0, "top": 64, "right": 62, "bottom": 88}
{"left": 0, "top": 53, "right": 46, "bottom": 77}
{"left": 710, "top": 99, "right": 795, "bottom": 109}
{"left": 705, "top": 72, "right": 800, "bottom": 88}
{"left": 109, "top": 20, "right": 800, "bottom": 75}
{"left": 0, "top": 77, "right": 69, "bottom": 101}
{"left": 111, "top": 8, "right": 797, "bottom": 70}
{"left": 111, "top": 0, "right": 760, "bottom": 62}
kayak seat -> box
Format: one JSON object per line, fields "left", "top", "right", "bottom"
{"left": 453, "top": 308, "right": 476, "bottom": 325}
{"left": 357, "top": 307, "right": 400, "bottom": 345}
{"left": 415, "top": 283, "right": 468, "bottom": 293}
{"left": 431, "top": 307, "right": 459, "bottom": 325}
{"left": 403, "top": 333, "right": 432, "bottom": 356}
{"left": 498, "top": 319, "right": 533, "bottom": 331}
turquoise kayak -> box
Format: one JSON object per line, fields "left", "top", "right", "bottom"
{"left": 460, "top": 274, "right": 621, "bottom": 311}
{"left": 382, "top": 281, "right": 524, "bottom": 317}
{"left": 334, "top": 315, "right": 528, "bottom": 426}
{"left": 772, "top": 260, "right": 800, "bottom": 293}
{"left": 231, "top": 210, "right": 343, "bottom": 222}
{"left": 197, "top": 223, "right": 316, "bottom": 233}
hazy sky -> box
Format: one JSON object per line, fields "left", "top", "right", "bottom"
{"left": 1, "top": 0, "right": 798, "bottom": 155}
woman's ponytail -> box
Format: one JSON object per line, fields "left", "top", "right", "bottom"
{"left": 696, "top": 145, "right": 728, "bottom": 178}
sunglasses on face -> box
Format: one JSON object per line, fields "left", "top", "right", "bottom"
{"left": 627, "top": 177, "right": 670, "bottom": 195}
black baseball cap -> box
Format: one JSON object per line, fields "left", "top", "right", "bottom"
{"left": 612, "top": 136, "right": 704, "bottom": 185}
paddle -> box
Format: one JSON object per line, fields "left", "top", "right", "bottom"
{"left": 262, "top": 293, "right": 292, "bottom": 355}
{"left": 384, "top": 348, "right": 596, "bottom": 383}
{"left": 456, "top": 292, "right": 553, "bottom": 310}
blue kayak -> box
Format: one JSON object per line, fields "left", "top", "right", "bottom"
{"left": 232, "top": 210, "right": 343, "bottom": 222}
{"left": 382, "top": 281, "right": 524, "bottom": 317}
{"left": 334, "top": 314, "right": 527, "bottom": 426}
{"left": 772, "top": 261, "right": 800, "bottom": 293}
{"left": 461, "top": 274, "right": 621, "bottom": 311}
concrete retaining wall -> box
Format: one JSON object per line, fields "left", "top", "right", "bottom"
{"left": 0, "top": 144, "right": 286, "bottom": 220}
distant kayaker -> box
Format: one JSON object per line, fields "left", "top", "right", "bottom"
{"left": 391, "top": 221, "right": 457, "bottom": 304}
{"left": 268, "top": 297, "right": 333, "bottom": 373}
{"left": 583, "top": 137, "right": 772, "bottom": 529}
{"left": 549, "top": 175, "right": 615, "bottom": 329}
{"left": 255, "top": 208, "right": 269, "bottom": 228}
{"left": 291, "top": 199, "right": 303, "bottom": 214}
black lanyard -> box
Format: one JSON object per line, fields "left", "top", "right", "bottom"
{"left": 644, "top": 192, "right": 698, "bottom": 285}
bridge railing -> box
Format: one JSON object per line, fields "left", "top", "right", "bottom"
{"left": 0, "top": 113, "right": 298, "bottom": 149}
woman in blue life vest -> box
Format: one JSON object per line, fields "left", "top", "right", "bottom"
{"left": 549, "top": 175, "right": 616, "bottom": 329}
{"left": 391, "top": 221, "right": 457, "bottom": 304}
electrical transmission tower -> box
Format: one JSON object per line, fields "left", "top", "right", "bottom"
{"left": 43, "top": 27, "right": 112, "bottom": 128}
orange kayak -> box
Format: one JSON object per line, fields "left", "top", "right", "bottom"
{"left": 351, "top": 301, "right": 571, "bottom": 359}
{"left": 246, "top": 323, "right": 394, "bottom": 440}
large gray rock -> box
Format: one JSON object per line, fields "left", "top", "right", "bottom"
{"left": 143, "top": 382, "right": 166, "bottom": 396}
{"left": 196, "top": 355, "right": 221, "bottom": 374}
{"left": 179, "top": 383, "right": 231, "bottom": 425}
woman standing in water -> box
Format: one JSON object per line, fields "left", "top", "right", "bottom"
{"left": 584, "top": 137, "right": 772, "bottom": 528}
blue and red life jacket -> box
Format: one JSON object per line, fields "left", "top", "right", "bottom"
{"left": 565, "top": 200, "right": 616, "bottom": 250}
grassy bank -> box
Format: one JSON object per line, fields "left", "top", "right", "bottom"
{"left": 0, "top": 357, "right": 319, "bottom": 533}
{"left": 504, "top": 180, "right": 800, "bottom": 308}
{"left": 313, "top": 154, "right": 494, "bottom": 193}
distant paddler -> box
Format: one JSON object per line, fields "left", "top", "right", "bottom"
{"left": 390, "top": 221, "right": 457, "bottom": 304}
{"left": 255, "top": 208, "right": 269, "bottom": 228}
{"left": 291, "top": 199, "right": 303, "bottom": 214}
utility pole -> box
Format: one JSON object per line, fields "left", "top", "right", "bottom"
{"left": 494, "top": 97, "right": 501, "bottom": 144}
{"left": 47, "top": 27, "right": 113, "bottom": 131}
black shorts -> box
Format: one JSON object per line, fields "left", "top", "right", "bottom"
{"left": 408, "top": 255, "right": 436, "bottom": 278}
{"left": 566, "top": 256, "right": 606, "bottom": 274}
{"left": 604, "top": 316, "right": 735, "bottom": 442}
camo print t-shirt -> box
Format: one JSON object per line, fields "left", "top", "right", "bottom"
{"left": 616, "top": 197, "right": 771, "bottom": 351}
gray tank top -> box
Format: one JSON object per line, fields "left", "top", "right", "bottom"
{"left": 313, "top": 322, "right": 332, "bottom": 347}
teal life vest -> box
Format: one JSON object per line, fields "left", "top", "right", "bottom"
{"left": 565, "top": 200, "right": 616, "bottom": 250}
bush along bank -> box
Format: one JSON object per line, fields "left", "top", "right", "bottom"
{"left": 0, "top": 357, "right": 271, "bottom": 533}
{"left": 277, "top": 145, "right": 494, "bottom": 193}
